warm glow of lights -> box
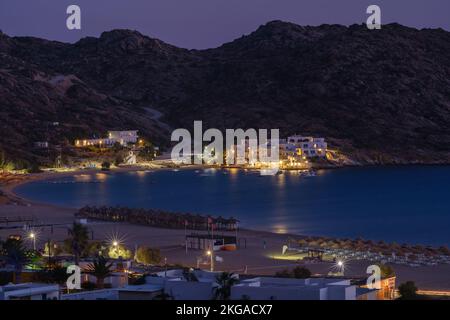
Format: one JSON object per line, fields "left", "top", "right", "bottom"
{"left": 273, "top": 225, "right": 288, "bottom": 234}
{"left": 75, "top": 174, "right": 92, "bottom": 182}
{"left": 95, "top": 173, "right": 108, "bottom": 181}
{"left": 26, "top": 230, "right": 39, "bottom": 250}
{"left": 271, "top": 253, "right": 307, "bottom": 261}
{"left": 137, "top": 170, "right": 146, "bottom": 178}
{"left": 106, "top": 231, "right": 126, "bottom": 249}
{"left": 332, "top": 259, "right": 347, "bottom": 275}
{"left": 206, "top": 250, "right": 212, "bottom": 256}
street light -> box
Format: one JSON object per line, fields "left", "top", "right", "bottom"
{"left": 337, "top": 260, "right": 345, "bottom": 275}
{"left": 206, "top": 249, "right": 214, "bottom": 272}
{"left": 29, "top": 232, "right": 36, "bottom": 251}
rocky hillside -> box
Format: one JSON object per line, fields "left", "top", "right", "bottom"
{"left": 1, "top": 21, "right": 450, "bottom": 166}
{"left": 0, "top": 32, "right": 169, "bottom": 167}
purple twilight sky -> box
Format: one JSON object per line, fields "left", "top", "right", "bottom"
{"left": 1, "top": 0, "right": 449, "bottom": 49}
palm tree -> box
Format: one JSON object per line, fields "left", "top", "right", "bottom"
{"left": 1, "top": 239, "right": 30, "bottom": 284}
{"left": 213, "top": 272, "right": 238, "bottom": 300}
{"left": 37, "top": 264, "right": 68, "bottom": 285}
{"left": 67, "top": 222, "right": 89, "bottom": 265}
{"left": 86, "top": 256, "right": 113, "bottom": 289}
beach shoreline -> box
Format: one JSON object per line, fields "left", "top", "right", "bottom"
{"left": 1, "top": 166, "right": 450, "bottom": 291}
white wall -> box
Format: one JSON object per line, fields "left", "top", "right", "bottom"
{"left": 165, "top": 281, "right": 215, "bottom": 300}
{"left": 231, "top": 286, "right": 323, "bottom": 300}
{"left": 62, "top": 289, "right": 119, "bottom": 300}
{"left": 326, "top": 285, "right": 356, "bottom": 300}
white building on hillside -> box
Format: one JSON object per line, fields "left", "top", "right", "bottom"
{"left": 108, "top": 130, "right": 139, "bottom": 145}
{"left": 283, "top": 135, "right": 327, "bottom": 158}
{"left": 75, "top": 130, "right": 138, "bottom": 147}
{"left": 34, "top": 141, "right": 49, "bottom": 149}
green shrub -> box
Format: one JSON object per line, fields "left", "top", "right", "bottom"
{"left": 108, "top": 244, "right": 132, "bottom": 260}
{"left": 135, "top": 246, "right": 162, "bottom": 265}
{"left": 398, "top": 281, "right": 418, "bottom": 300}
{"left": 101, "top": 161, "right": 111, "bottom": 171}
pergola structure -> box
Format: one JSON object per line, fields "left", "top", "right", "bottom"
{"left": 307, "top": 248, "right": 325, "bottom": 261}
{"left": 186, "top": 233, "right": 238, "bottom": 251}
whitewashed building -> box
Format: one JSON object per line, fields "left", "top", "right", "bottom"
{"left": 57, "top": 269, "right": 380, "bottom": 300}
{"left": 230, "top": 277, "right": 377, "bottom": 300}
{"left": 0, "top": 283, "right": 60, "bottom": 300}
{"left": 75, "top": 130, "right": 138, "bottom": 148}
{"left": 282, "top": 135, "right": 327, "bottom": 158}
{"left": 34, "top": 141, "right": 49, "bottom": 149}
{"left": 108, "top": 130, "right": 139, "bottom": 145}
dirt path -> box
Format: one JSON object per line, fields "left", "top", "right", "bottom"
{"left": 143, "top": 106, "right": 172, "bottom": 132}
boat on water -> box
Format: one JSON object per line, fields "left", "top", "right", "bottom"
{"left": 301, "top": 170, "right": 316, "bottom": 177}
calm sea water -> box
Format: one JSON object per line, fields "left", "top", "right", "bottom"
{"left": 15, "top": 166, "right": 450, "bottom": 245}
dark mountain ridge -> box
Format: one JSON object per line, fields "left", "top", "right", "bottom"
{"left": 1, "top": 21, "right": 450, "bottom": 166}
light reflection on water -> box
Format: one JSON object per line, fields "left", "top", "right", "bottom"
{"left": 15, "top": 166, "right": 450, "bottom": 245}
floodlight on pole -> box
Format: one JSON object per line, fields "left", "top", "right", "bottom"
{"left": 29, "top": 232, "right": 36, "bottom": 250}
{"left": 336, "top": 260, "right": 345, "bottom": 275}
{"left": 206, "top": 249, "right": 214, "bottom": 272}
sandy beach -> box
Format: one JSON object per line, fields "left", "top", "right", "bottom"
{"left": 1, "top": 167, "right": 450, "bottom": 291}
